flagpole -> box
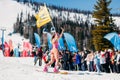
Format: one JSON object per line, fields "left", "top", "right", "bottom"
{"left": 44, "top": 3, "right": 55, "bottom": 28}
{"left": 50, "top": 21, "right": 55, "bottom": 27}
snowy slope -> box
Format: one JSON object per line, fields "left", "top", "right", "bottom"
{"left": 0, "top": 0, "right": 35, "bottom": 47}
{"left": 49, "top": 8, "right": 120, "bottom": 27}
{"left": 0, "top": 57, "right": 120, "bottom": 80}
{"left": 49, "top": 9, "right": 95, "bottom": 24}
{"left": 0, "top": 1, "right": 120, "bottom": 80}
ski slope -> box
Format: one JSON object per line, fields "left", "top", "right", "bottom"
{"left": 0, "top": 57, "right": 120, "bottom": 80}
{"left": 0, "top": 0, "right": 120, "bottom": 80}
{"left": 0, "top": 0, "right": 35, "bottom": 48}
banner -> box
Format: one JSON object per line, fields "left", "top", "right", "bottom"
{"left": 35, "top": 5, "right": 51, "bottom": 28}
{"left": 58, "top": 37, "right": 65, "bottom": 50}
{"left": 64, "top": 33, "right": 78, "bottom": 53}
{"left": 47, "top": 32, "right": 52, "bottom": 50}
{"left": 34, "top": 33, "right": 41, "bottom": 48}
{"left": 9, "top": 39, "right": 13, "bottom": 52}
{"left": 4, "top": 42, "right": 10, "bottom": 57}
{"left": 104, "top": 32, "right": 120, "bottom": 50}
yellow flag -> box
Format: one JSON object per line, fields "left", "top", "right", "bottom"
{"left": 35, "top": 5, "right": 51, "bottom": 28}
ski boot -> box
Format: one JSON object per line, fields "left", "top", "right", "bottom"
{"left": 43, "top": 66, "right": 48, "bottom": 72}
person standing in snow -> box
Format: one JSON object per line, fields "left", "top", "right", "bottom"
{"left": 43, "top": 27, "right": 64, "bottom": 73}
{"left": 94, "top": 51, "right": 101, "bottom": 73}
{"left": 104, "top": 49, "right": 110, "bottom": 73}
{"left": 81, "top": 51, "right": 86, "bottom": 71}
{"left": 34, "top": 47, "right": 43, "bottom": 66}
{"left": 116, "top": 51, "right": 120, "bottom": 73}
{"left": 68, "top": 51, "right": 74, "bottom": 71}
{"left": 75, "top": 52, "right": 81, "bottom": 71}
{"left": 62, "top": 50, "right": 69, "bottom": 70}
{"left": 100, "top": 51, "right": 106, "bottom": 72}
{"left": 85, "top": 51, "right": 94, "bottom": 72}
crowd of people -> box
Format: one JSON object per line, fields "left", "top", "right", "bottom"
{"left": 42, "top": 49, "right": 120, "bottom": 74}
{"left": 0, "top": 42, "right": 120, "bottom": 74}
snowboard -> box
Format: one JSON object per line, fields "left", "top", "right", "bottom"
{"left": 35, "top": 69, "right": 68, "bottom": 74}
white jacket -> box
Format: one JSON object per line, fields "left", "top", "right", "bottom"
{"left": 100, "top": 51, "right": 106, "bottom": 64}
{"left": 116, "top": 54, "right": 120, "bottom": 64}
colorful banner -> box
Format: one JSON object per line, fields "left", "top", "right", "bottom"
{"left": 9, "top": 39, "right": 13, "bottom": 52}
{"left": 35, "top": 5, "right": 51, "bottom": 28}
{"left": 64, "top": 33, "right": 78, "bottom": 53}
{"left": 4, "top": 42, "right": 10, "bottom": 57}
{"left": 58, "top": 37, "right": 65, "bottom": 50}
{"left": 104, "top": 32, "right": 120, "bottom": 50}
{"left": 47, "top": 32, "right": 52, "bottom": 50}
{"left": 34, "top": 33, "right": 41, "bottom": 48}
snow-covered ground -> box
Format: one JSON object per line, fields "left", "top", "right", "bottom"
{"left": 0, "top": 1, "right": 120, "bottom": 79}
{"left": 0, "top": 0, "right": 34, "bottom": 48}
{"left": 0, "top": 53, "right": 120, "bottom": 80}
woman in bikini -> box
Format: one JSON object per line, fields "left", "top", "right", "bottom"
{"left": 43, "top": 27, "right": 64, "bottom": 73}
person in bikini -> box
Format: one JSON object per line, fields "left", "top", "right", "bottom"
{"left": 43, "top": 27, "right": 64, "bottom": 73}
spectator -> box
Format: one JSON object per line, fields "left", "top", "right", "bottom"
{"left": 62, "top": 50, "right": 69, "bottom": 70}
{"left": 94, "top": 51, "right": 101, "bottom": 74}
{"left": 110, "top": 50, "right": 116, "bottom": 73}
{"left": 75, "top": 52, "right": 81, "bottom": 71}
{"left": 34, "top": 47, "right": 43, "bottom": 66}
{"left": 85, "top": 51, "right": 94, "bottom": 72}
{"left": 81, "top": 51, "right": 87, "bottom": 71}
{"left": 105, "top": 49, "right": 110, "bottom": 73}
{"left": 68, "top": 52, "right": 74, "bottom": 71}
{"left": 100, "top": 51, "right": 106, "bottom": 72}
{"left": 116, "top": 51, "right": 120, "bottom": 73}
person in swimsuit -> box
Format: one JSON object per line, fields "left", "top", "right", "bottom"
{"left": 43, "top": 27, "right": 64, "bottom": 73}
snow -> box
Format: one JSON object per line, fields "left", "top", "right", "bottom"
{"left": 0, "top": 0, "right": 35, "bottom": 46}
{"left": 113, "top": 17, "right": 120, "bottom": 27}
{"left": 0, "top": 0, "right": 120, "bottom": 79}
{"left": 0, "top": 56, "right": 120, "bottom": 80}
{"left": 0, "top": 0, "right": 34, "bottom": 33}
{"left": 50, "top": 9, "right": 120, "bottom": 27}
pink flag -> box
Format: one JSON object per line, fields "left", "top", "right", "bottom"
{"left": 4, "top": 42, "right": 10, "bottom": 57}
{"left": 22, "top": 42, "right": 32, "bottom": 57}
{"left": 9, "top": 39, "right": 13, "bottom": 52}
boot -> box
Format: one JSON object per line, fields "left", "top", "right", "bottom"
{"left": 43, "top": 66, "right": 48, "bottom": 72}
{"left": 53, "top": 66, "right": 59, "bottom": 73}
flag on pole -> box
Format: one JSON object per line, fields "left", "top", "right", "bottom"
{"left": 35, "top": 5, "right": 51, "bottom": 28}
{"left": 64, "top": 33, "right": 78, "bottom": 53}
{"left": 34, "top": 33, "right": 41, "bottom": 48}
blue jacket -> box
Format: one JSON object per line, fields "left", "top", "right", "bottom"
{"left": 76, "top": 54, "right": 81, "bottom": 64}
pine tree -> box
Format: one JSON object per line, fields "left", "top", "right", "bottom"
{"left": 19, "top": 11, "right": 23, "bottom": 36}
{"left": 92, "top": 0, "right": 115, "bottom": 51}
